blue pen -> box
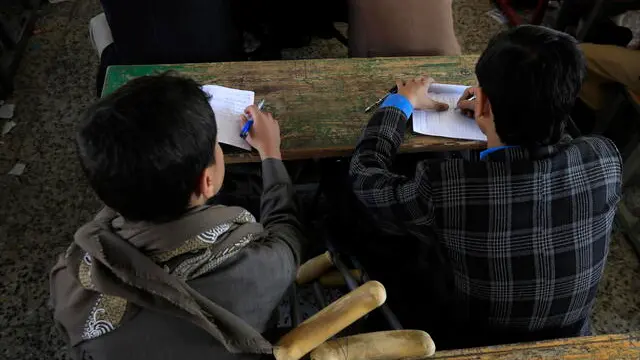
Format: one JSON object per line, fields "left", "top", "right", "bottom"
{"left": 240, "top": 99, "right": 265, "bottom": 139}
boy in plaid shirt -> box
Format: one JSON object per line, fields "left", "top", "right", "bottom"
{"left": 350, "top": 25, "right": 622, "bottom": 348}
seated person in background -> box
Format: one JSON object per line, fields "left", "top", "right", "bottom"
{"left": 349, "top": 25, "right": 622, "bottom": 349}
{"left": 572, "top": 43, "right": 640, "bottom": 133}
{"left": 50, "top": 74, "right": 306, "bottom": 360}
{"left": 348, "top": 0, "right": 461, "bottom": 57}
{"left": 555, "top": 0, "right": 640, "bottom": 46}
{"left": 95, "top": 0, "right": 243, "bottom": 95}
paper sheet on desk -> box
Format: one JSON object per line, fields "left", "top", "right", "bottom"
{"left": 202, "top": 85, "right": 254, "bottom": 150}
{"left": 413, "top": 83, "right": 487, "bottom": 141}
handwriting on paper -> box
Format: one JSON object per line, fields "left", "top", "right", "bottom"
{"left": 202, "top": 85, "right": 255, "bottom": 150}
{"left": 413, "top": 84, "right": 486, "bottom": 141}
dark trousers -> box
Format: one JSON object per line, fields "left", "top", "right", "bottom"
{"left": 96, "top": 0, "right": 244, "bottom": 95}
{"left": 318, "top": 156, "right": 460, "bottom": 349}
{"left": 99, "top": 0, "right": 243, "bottom": 64}
{"left": 320, "top": 153, "right": 589, "bottom": 350}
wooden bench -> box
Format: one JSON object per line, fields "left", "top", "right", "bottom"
{"left": 432, "top": 332, "right": 640, "bottom": 359}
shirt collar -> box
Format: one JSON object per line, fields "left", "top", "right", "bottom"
{"left": 479, "top": 145, "right": 517, "bottom": 160}
{"left": 478, "top": 134, "right": 575, "bottom": 162}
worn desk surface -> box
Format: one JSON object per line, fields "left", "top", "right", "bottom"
{"left": 432, "top": 332, "right": 640, "bottom": 359}
{"left": 104, "top": 56, "right": 484, "bottom": 163}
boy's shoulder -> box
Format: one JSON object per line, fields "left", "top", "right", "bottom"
{"left": 569, "top": 135, "right": 622, "bottom": 164}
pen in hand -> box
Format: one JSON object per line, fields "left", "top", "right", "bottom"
{"left": 455, "top": 95, "right": 476, "bottom": 109}
{"left": 364, "top": 85, "right": 398, "bottom": 113}
{"left": 239, "top": 99, "right": 265, "bottom": 139}
{"left": 456, "top": 87, "right": 477, "bottom": 118}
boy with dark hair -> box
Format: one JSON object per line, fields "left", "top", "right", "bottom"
{"left": 349, "top": 25, "right": 622, "bottom": 348}
{"left": 50, "top": 73, "right": 305, "bottom": 360}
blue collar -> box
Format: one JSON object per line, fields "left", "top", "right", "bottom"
{"left": 480, "top": 145, "right": 517, "bottom": 160}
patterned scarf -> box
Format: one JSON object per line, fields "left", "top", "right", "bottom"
{"left": 50, "top": 205, "right": 273, "bottom": 354}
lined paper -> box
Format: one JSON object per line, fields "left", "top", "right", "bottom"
{"left": 413, "top": 84, "right": 487, "bottom": 141}
{"left": 202, "top": 85, "right": 255, "bottom": 150}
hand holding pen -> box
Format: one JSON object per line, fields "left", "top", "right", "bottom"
{"left": 240, "top": 99, "right": 265, "bottom": 139}
{"left": 241, "top": 101, "right": 282, "bottom": 160}
{"left": 456, "top": 87, "right": 478, "bottom": 118}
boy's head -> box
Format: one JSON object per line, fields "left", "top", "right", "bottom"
{"left": 77, "top": 73, "right": 225, "bottom": 222}
{"left": 474, "top": 25, "right": 585, "bottom": 147}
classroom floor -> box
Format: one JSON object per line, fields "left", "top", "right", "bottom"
{"left": 0, "top": 0, "right": 639, "bottom": 359}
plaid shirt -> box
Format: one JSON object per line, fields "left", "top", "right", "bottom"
{"left": 350, "top": 106, "right": 622, "bottom": 336}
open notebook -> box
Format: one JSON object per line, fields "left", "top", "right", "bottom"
{"left": 413, "top": 84, "right": 487, "bottom": 141}
{"left": 202, "top": 85, "right": 254, "bottom": 150}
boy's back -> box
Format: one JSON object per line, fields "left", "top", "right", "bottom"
{"left": 50, "top": 74, "right": 306, "bottom": 359}
{"left": 348, "top": 25, "right": 623, "bottom": 348}
{"left": 427, "top": 135, "right": 621, "bottom": 344}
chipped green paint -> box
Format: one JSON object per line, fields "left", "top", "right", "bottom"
{"left": 103, "top": 56, "right": 483, "bottom": 163}
{"left": 102, "top": 64, "right": 216, "bottom": 96}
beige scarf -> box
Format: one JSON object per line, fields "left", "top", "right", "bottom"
{"left": 50, "top": 205, "right": 273, "bottom": 354}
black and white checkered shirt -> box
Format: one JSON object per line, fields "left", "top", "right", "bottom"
{"left": 349, "top": 106, "right": 622, "bottom": 336}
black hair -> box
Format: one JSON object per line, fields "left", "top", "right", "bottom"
{"left": 475, "top": 25, "right": 585, "bottom": 146}
{"left": 77, "top": 73, "right": 217, "bottom": 222}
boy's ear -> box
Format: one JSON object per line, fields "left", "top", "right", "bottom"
{"left": 198, "top": 167, "right": 217, "bottom": 199}
{"left": 475, "top": 88, "right": 493, "bottom": 119}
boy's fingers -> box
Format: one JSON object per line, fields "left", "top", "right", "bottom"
{"left": 244, "top": 104, "right": 260, "bottom": 117}
{"left": 458, "top": 90, "right": 469, "bottom": 104}
{"left": 423, "top": 98, "right": 448, "bottom": 111}
{"left": 461, "top": 87, "right": 476, "bottom": 100}
{"left": 457, "top": 99, "right": 474, "bottom": 110}
{"left": 433, "top": 100, "right": 449, "bottom": 112}
{"left": 425, "top": 77, "right": 435, "bottom": 87}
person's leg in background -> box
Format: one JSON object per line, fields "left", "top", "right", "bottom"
{"left": 99, "top": 0, "right": 243, "bottom": 64}
{"left": 555, "top": 0, "right": 587, "bottom": 35}
{"left": 95, "top": 0, "right": 244, "bottom": 93}
{"left": 573, "top": 43, "right": 640, "bottom": 133}
{"left": 348, "top": 0, "right": 461, "bottom": 57}
{"left": 556, "top": 0, "right": 640, "bottom": 40}
{"left": 89, "top": 13, "right": 117, "bottom": 96}
{"left": 583, "top": 18, "right": 633, "bottom": 47}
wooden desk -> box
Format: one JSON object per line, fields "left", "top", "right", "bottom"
{"left": 103, "top": 56, "right": 484, "bottom": 163}
{"left": 432, "top": 332, "right": 640, "bottom": 359}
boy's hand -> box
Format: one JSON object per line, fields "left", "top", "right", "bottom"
{"left": 242, "top": 105, "right": 282, "bottom": 160}
{"left": 397, "top": 76, "right": 449, "bottom": 111}
{"left": 456, "top": 87, "right": 478, "bottom": 118}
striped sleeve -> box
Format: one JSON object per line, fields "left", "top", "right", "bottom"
{"left": 349, "top": 106, "right": 436, "bottom": 242}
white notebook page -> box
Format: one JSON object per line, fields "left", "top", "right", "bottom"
{"left": 413, "top": 84, "right": 487, "bottom": 141}
{"left": 202, "top": 85, "right": 254, "bottom": 150}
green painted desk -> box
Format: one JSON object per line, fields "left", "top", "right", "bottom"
{"left": 103, "top": 56, "right": 484, "bottom": 164}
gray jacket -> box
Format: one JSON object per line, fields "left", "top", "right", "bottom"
{"left": 75, "top": 159, "right": 306, "bottom": 360}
